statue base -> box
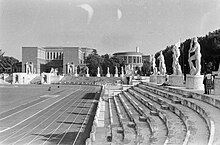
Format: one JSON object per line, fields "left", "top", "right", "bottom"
{"left": 157, "top": 75, "right": 166, "bottom": 84}
{"left": 186, "top": 74, "right": 203, "bottom": 90}
{"left": 120, "top": 74, "right": 124, "bottom": 78}
{"left": 97, "top": 74, "right": 100, "bottom": 77}
{"left": 214, "top": 76, "right": 220, "bottom": 95}
{"left": 106, "top": 73, "right": 110, "bottom": 77}
{"left": 150, "top": 75, "right": 157, "bottom": 83}
{"left": 86, "top": 74, "right": 90, "bottom": 77}
{"left": 114, "top": 74, "right": 118, "bottom": 77}
{"left": 168, "top": 75, "right": 184, "bottom": 87}
{"left": 74, "top": 73, "right": 78, "bottom": 77}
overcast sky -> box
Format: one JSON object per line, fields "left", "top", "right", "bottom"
{"left": 0, "top": 0, "right": 220, "bottom": 60}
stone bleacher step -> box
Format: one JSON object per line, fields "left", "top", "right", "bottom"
{"left": 142, "top": 83, "right": 220, "bottom": 145}
{"left": 138, "top": 84, "right": 210, "bottom": 145}
{"left": 125, "top": 90, "right": 169, "bottom": 145}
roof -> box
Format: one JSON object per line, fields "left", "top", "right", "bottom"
{"left": 113, "top": 51, "right": 143, "bottom": 56}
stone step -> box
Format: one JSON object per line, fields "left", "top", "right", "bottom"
{"left": 124, "top": 91, "right": 167, "bottom": 145}
{"left": 142, "top": 82, "right": 220, "bottom": 145}
{"left": 131, "top": 87, "right": 187, "bottom": 145}
{"left": 138, "top": 84, "right": 210, "bottom": 145}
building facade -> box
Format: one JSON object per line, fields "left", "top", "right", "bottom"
{"left": 113, "top": 47, "right": 149, "bottom": 69}
{"left": 22, "top": 47, "right": 95, "bottom": 74}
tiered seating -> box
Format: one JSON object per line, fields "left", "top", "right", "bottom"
{"left": 138, "top": 83, "right": 212, "bottom": 145}
{"left": 141, "top": 82, "right": 220, "bottom": 144}
{"left": 122, "top": 91, "right": 167, "bottom": 144}
{"left": 129, "top": 87, "right": 187, "bottom": 144}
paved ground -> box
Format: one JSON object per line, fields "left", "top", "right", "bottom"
{"left": 0, "top": 84, "right": 101, "bottom": 145}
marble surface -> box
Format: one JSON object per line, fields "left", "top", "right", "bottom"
{"left": 157, "top": 75, "right": 166, "bottom": 84}
{"left": 150, "top": 75, "right": 157, "bottom": 83}
{"left": 169, "top": 75, "right": 184, "bottom": 87}
{"left": 214, "top": 76, "right": 220, "bottom": 95}
{"left": 186, "top": 75, "right": 203, "bottom": 90}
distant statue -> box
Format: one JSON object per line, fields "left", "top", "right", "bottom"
{"left": 50, "top": 68, "right": 54, "bottom": 73}
{"left": 29, "top": 62, "right": 33, "bottom": 74}
{"left": 97, "top": 67, "right": 100, "bottom": 74}
{"left": 107, "top": 67, "right": 110, "bottom": 74}
{"left": 97, "top": 67, "right": 100, "bottom": 77}
{"left": 115, "top": 66, "right": 118, "bottom": 74}
{"left": 158, "top": 51, "right": 166, "bottom": 75}
{"left": 25, "top": 62, "right": 30, "bottom": 74}
{"left": 152, "top": 56, "right": 157, "bottom": 75}
{"left": 172, "top": 45, "right": 182, "bottom": 75}
{"left": 86, "top": 67, "right": 90, "bottom": 77}
{"left": 121, "top": 66, "right": 124, "bottom": 77}
{"left": 86, "top": 67, "right": 89, "bottom": 74}
{"left": 114, "top": 66, "right": 119, "bottom": 77}
{"left": 54, "top": 68, "right": 58, "bottom": 75}
{"left": 188, "top": 37, "right": 201, "bottom": 75}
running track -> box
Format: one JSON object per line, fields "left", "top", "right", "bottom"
{"left": 0, "top": 85, "right": 101, "bottom": 145}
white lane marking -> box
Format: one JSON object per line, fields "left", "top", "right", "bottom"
{"left": 0, "top": 88, "right": 80, "bottom": 133}
{"left": 72, "top": 93, "right": 97, "bottom": 145}
{"left": 0, "top": 88, "right": 82, "bottom": 143}
{"left": 20, "top": 94, "right": 84, "bottom": 145}
{"left": 40, "top": 95, "right": 59, "bottom": 98}
{"left": 26, "top": 87, "right": 93, "bottom": 145}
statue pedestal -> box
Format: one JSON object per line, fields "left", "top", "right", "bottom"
{"left": 86, "top": 74, "right": 90, "bottom": 77}
{"left": 120, "top": 74, "right": 124, "bottom": 78}
{"left": 74, "top": 73, "right": 78, "bottom": 77}
{"left": 214, "top": 76, "right": 220, "bottom": 95}
{"left": 114, "top": 74, "right": 118, "bottom": 77}
{"left": 157, "top": 75, "right": 166, "bottom": 84}
{"left": 97, "top": 74, "right": 100, "bottom": 77}
{"left": 169, "top": 75, "right": 184, "bottom": 87}
{"left": 150, "top": 75, "right": 157, "bottom": 83}
{"left": 186, "top": 75, "right": 203, "bottom": 90}
{"left": 106, "top": 73, "right": 110, "bottom": 77}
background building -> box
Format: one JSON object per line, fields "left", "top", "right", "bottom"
{"left": 113, "top": 47, "right": 151, "bottom": 68}
{"left": 22, "top": 46, "right": 96, "bottom": 74}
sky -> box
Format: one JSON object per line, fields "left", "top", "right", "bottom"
{"left": 0, "top": 0, "right": 220, "bottom": 61}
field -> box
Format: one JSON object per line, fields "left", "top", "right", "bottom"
{"left": 0, "top": 84, "right": 101, "bottom": 145}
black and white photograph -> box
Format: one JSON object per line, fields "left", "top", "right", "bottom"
{"left": 0, "top": 0, "right": 220, "bottom": 144}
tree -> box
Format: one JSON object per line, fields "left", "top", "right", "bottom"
{"left": 155, "top": 29, "right": 220, "bottom": 74}
{"left": 101, "top": 54, "right": 125, "bottom": 75}
{"left": 85, "top": 54, "right": 103, "bottom": 76}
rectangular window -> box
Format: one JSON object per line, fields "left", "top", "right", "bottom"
{"left": 128, "top": 56, "right": 132, "bottom": 63}
{"left": 133, "top": 57, "right": 136, "bottom": 63}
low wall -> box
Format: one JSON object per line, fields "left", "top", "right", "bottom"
{"left": 13, "top": 73, "right": 40, "bottom": 84}
{"left": 144, "top": 82, "right": 220, "bottom": 110}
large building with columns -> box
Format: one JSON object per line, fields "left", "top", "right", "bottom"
{"left": 113, "top": 47, "right": 150, "bottom": 69}
{"left": 22, "top": 46, "right": 95, "bottom": 74}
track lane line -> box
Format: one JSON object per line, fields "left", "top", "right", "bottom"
{"left": 0, "top": 87, "right": 81, "bottom": 133}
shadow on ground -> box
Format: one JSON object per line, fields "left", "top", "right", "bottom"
{"left": 32, "top": 132, "right": 83, "bottom": 145}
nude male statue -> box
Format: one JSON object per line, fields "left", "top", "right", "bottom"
{"left": 188, "top": 37, "right": 201, "bottom": 75}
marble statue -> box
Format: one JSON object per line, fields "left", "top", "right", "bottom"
{"left": 86, "top": 67, "right": 89, "bottom": 74}
{"left": 152, "top": 56, "right": 157, "bottom": 75}
{"left": 86, "top": 67, "right": 90, "bottom": 77}
{"left": 115, "top": 66, "right": 118, "bottom": 74}
{"left": 74, "top": 66, "right": 78, "bottom": 76}
{"left": 97, "top": 67, "right": 100, "bottom": 74}
{"left": 121, "top": 66, "right": 124, "bottom": 77}
{"left": 158, "top": 51, "right": 166, "bottom": 75}
{"left": 107, "top": 67, "right": 110, "bottom": 74}
{"left": 188, "top": 37, "right": 201, "bottom": 75}
{"left": 97, "top": 67, "right": 100, "bottom": 77}
{"left": 172, "top": 45, "right": 182, "bottom": 75}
